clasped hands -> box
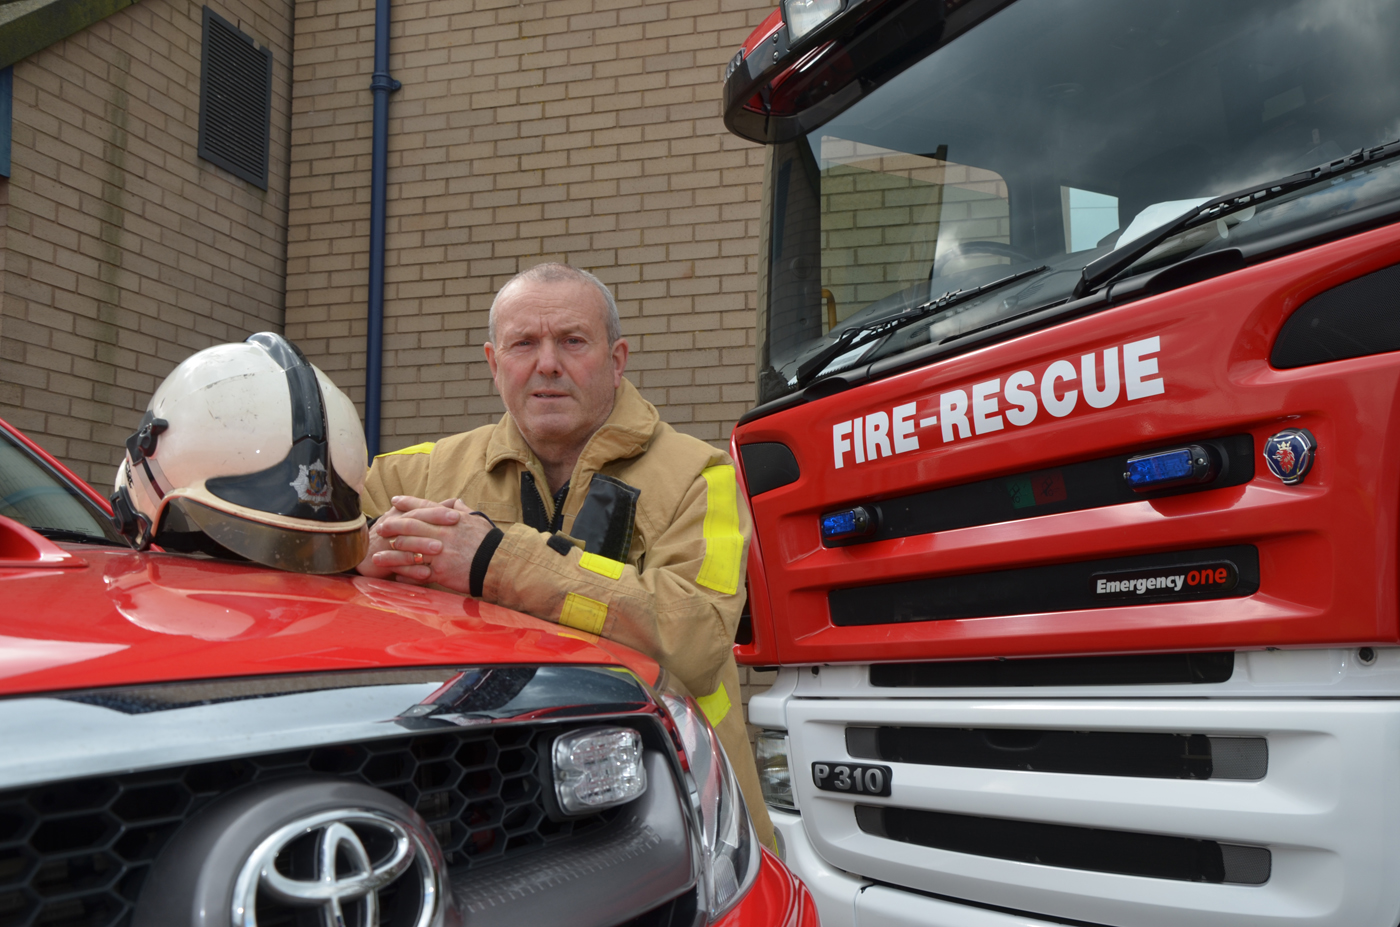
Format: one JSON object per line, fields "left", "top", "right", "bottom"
{"left": 357, "top": 495, "right": 494, "bottom": 593}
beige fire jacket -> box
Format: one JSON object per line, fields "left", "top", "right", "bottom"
{"left": 361, "top": 379, "right": 772, "bottom": 846}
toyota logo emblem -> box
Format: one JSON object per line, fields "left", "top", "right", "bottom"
{"left": 231, "top": 807, "right": 443, "bottom": 927}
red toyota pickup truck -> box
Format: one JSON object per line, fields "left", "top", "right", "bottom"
{"left": 0, "top": 416, "right": 816, "bottom": 927}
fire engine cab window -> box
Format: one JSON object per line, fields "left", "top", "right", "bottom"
{"left": 817, "top": 139, "right": 1010, "bottom": 331}
{"left": 756, "top": 0, "right": 1400, "bottom": 403}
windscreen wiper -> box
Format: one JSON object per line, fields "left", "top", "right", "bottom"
{"left": 31, "top": 526, "right": 129, "bottom": 547}
{"left": 794, "top": 265, "right": 1047, "bottom": 388}
{"left": 1072, "top": 137, "right": 1400, "bottom": 300}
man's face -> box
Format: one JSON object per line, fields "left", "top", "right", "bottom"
{"left": 484, "top": 278, "right": 628, "bottom": 456}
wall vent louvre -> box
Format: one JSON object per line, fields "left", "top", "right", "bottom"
{"left": 198, "top": 7, "right": 272, "bottom": 190}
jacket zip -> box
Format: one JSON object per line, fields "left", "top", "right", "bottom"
{"left": 521, "top": 471, "right": 569, "bottom": 533}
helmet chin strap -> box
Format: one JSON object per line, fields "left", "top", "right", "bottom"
{"left": 109, "top": 484, "right": 152, "bottom": 550}
{"left": 112, "top": 441, "right": 164, "bottom": 550}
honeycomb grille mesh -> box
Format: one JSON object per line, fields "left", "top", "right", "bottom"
{"left": 0, "top": 726, "right": 612, "bottom": 927}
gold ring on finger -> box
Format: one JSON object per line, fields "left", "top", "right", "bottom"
{"left": 390, "top": 537, "right": 399, "bottom": 550}
{"left": 413, "top": 552, "right": 424, "bottom": 565}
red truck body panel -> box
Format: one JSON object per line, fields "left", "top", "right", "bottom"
{"left": 718, "top": 848, "right": 818, "bottom": 927}
{"left": 0, "top": 534, "right": 659, "bottom": 697}
{"left": 735, "top": 219, "right": 1400, "bottom": 666}
{"left": 742, "top": 8, "right": 783, "bottom": 56}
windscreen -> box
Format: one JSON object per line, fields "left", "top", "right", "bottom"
{"left": 757, "top": 0, "right": 1400, "bottom": 403}
{"left": 0, "top": 430, "right": 126, "bottom": 544}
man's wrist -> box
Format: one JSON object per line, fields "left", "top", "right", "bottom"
{"left": 469, "top": 526, "right": 504, "bottom": 597}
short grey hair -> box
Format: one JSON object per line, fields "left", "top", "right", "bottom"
{"left": 487, "top": 263, "right": 621, "bottom": 345}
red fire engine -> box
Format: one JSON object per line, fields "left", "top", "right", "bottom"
{"left": 723, "top": 1, "right": 1400, "bottom": 925}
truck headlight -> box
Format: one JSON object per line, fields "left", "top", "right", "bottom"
{"left": 783, "top": 0, "right": 843, "bottom": 41}
{"left": 755, "top": 730, "right": 797, "bottom": 812}
{"left": 661, "top": 692, "right": 762, "bottom": 921}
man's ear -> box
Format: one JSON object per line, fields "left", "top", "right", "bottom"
{"left": 611, "top": 338, "right": 629, "bottom": 387}
{"left": 484, "top": 341, "right": 501, "bottom": 392}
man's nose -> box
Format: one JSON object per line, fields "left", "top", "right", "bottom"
{"left": 535, "top": 339, "right": 563, "bottom": 376}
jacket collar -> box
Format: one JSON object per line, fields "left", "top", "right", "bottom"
{"left": 484, "top": 378, "right": 659, "bottom": 475}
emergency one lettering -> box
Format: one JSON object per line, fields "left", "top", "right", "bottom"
{"left": 832, "top": 336, "right": 1164, "bottom": 469}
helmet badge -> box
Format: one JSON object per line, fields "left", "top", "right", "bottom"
{"left": 291, "top": 460, "right": 333, "bottom": 507}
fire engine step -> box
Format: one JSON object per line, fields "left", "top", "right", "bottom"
{"left": 846, "top": 727, "right": 1267, "bottom": 780}
{"left": 854, "top": 805, "right": 1271, "bottom": 885}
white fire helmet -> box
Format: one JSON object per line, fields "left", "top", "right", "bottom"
{"left": 111, "top": 333, "right": 369, "bottom": 574}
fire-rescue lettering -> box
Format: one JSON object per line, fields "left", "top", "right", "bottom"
{"left": 832, "top": 337, "right": 1164, "bottom": 468}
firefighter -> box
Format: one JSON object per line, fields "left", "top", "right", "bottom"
{"left": 357, "top": 263, "right": 775, "bottom": 849}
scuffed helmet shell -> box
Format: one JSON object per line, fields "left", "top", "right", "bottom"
{"left": 113, "top": 333, "right": 369, "bottom": 575}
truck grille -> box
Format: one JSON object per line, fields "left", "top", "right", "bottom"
{"left": 855, "top": 805, "right": 1272, "bottom": 885}
{"left": 846, "top": 726, "right": 1268, "bottom": 780}
{"left": 869, "top": 651, "right": 1235, "bottom": 687}
{"left": 0, "top": 726, "right": 612, "bottom": 927}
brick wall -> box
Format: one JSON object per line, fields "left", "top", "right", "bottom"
{"left": 0, "top": 0, "right": 296, "bottom": 485}
{"left": 283, "top": 0, "right": 773, "bottom": 452}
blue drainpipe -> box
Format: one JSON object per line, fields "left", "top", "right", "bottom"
{"left": 365, "top": 0, "right": 400, "bottom": 458}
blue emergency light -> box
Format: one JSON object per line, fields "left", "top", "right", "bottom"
{"left": 821, "top": 506, "right": 874, "bottom": 542}
{"left": 1124, "top": 445, "right": 1217, "bottom": 492}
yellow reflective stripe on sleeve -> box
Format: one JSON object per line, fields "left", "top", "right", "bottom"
{"left": 559, "top": 592, "right": 608, "bottom": 634}
{"left": 375, "top": 441, "right": 436, "bottom": 458}
{"left": 695, "top": 465, "right": 743, "bottom": 595}
{"left": 697, "top": 683, "right": 731, "bottom": 726}
{"left": 579, "top": 551, "right": 625, "bottom": 580}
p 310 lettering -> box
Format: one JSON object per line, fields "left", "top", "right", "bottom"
{"left": 812, "top": 761, "right": 892, "bottom": 796}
